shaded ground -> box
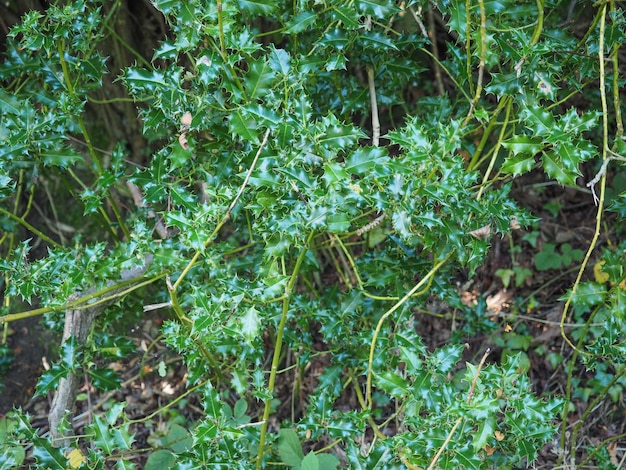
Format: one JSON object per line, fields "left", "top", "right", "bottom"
{"left": 0, "top": 316, "right": 56, "bottom": 414}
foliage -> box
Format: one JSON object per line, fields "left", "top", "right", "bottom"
{"left": 0, "top": 0, "right": 625, "bottom": 468}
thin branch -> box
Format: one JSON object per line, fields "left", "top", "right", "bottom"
{"left": 367, "top": 65, "right": 380, "bottom": 147}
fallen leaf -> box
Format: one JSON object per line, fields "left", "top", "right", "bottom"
{"left": 486, "top": 290, "right": 513, "bottom": 314}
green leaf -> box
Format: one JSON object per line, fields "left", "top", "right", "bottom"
{"left": 323, "top": 162, "right": 349, "bottom": 186}
{"left": 501, "top": 154, "right": 536, "bottom": 176}
{"left": 237, "top": 0, "right": 277, "bottom": 14}
{"left": 88, "top": 407, "right": 134, "bottom": 455}
{"left": 473, "top": 416, "right": 496, "bottom": 453}
{"left": 356, "top": 0, "right": 400, "bottom": 18}
{"left": 358, "top": 31, "right": 398, "bottom": 51}
{"left": 246, "top": 60, "right": 276, "bottom": 100}
{"left": 15, "top": 413, "right": 67, "bottom": 469}
{"left": 432, "top": 344, "right": 462, "bottom": 374}
{"left": 542, "top": 150, "right": 577, "bottom": 185}
{"left": 501, "top": 136, "right": 544, "bottom": 156}
{"left": 0, "top": 88, "right": 21, "bottom": 114}
{"left": 35, "top": 364, "right": 68, "bottom": 397}
{"left": 286, "top": 11, "right": 316, "bottom": 34}
{"left": 344, "top": 147, "right": 389, "bottom": 176}
{"left": 331, "top": 6, "right": 360, "bottom": 28}
{"left": 161, "top": 423, "right": 192, "bottom": 453}
{"left": 229, "top": 109, "right": 259, "bottom": 142}
{"left": 569, "top": 282, "right": 607, "bottom": 308}
{"left": 327, "top": 213, "right": 350, "bottom": 232}
{"left": 89, "top": 368, "right": 121, "bottom": 391}
{"left": 241, "top": 307, "right": 260, "bottom": 343}
{"left": 521, "top": 101, "right": 556, "bottom": 136}
{"left": 39, "top": 148, "right": 84, "bottom": 167}
{"left": 269, "top": 47, "right": 291, "bottom": 76}
{"left": 535, "top": 244, "right": 562, "bottom": 271}
{"left": 123, "top": 67, "right": 169, "bottom": 93}
{"left": 144, "top": 450, "right": 175, "bottom": 470}
{"left": 278, "top": 429, "right": 304, "bottom": 466}
{"left": 375, "top": 371, "right": 409, "bottom": 398}
{"left": 316, "top": 453, "right": 340, "bottom": 469}
{"left": 301, "top": 452, "right": 320, "bottom": 470}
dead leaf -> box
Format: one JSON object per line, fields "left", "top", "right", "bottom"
{"left": 180, "top": 111, "right": 192, "bottom": 128}
{"left": 461, "top": 291, "right": 478, "bottom": 306}
{"left": 486, "top": 290, "right": 512, "bottom": 314}
{"left": 179, "top": 132, "right": 189, "bottom": 150}
{"left": 469, "top": 224, "right": 491, "bottom": 239}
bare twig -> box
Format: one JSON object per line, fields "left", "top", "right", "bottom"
{"left": 367, "top": 65, "right": 380, "bottom": 147}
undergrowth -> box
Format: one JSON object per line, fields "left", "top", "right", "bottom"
{"left": 0, "top": 0, "right": 625, "bottom": 469}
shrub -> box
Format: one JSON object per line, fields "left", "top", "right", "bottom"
{"left": 1, "top": 0, "right": 624, "bottom": 468}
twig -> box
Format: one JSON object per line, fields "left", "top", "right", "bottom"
{"left": 463, "top": 0, "right": 487, "bottom": 126}
{"left": 366, "top": 253, "right": 453, "bottom": 409}
{"left": 367, "top": 65, "right": 380, "bottom": 147}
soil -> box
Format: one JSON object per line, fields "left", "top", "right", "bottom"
{"left": 0, "top": 316, "right": 57, "bottom": 414}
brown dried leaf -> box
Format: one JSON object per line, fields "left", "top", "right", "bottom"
{"left": 461, "top": 291, "right": 478, "bottom": 307}
{"left": 179, "top": 132, "right": 189, "bottom": 150}
{"left": 486, "top": 290, "right": 512, "bottom": 314}
{"left": 180, "top": 111, "right": 192, "bottom": 128}
{"left": 469, "top": 224, "right": 491, "bottom": 239}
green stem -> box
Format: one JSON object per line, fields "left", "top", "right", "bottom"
{"left": 255, "top": 231, "right": 315, "bottom": 470}
{"left": 0, "top": 271, "right": 164, "bottom": 324}
{"left": 366, "top": 252, "right": 453, "bottom": 409}
{"left": 0, "top": 206, "right": 63, "bottom": 249}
